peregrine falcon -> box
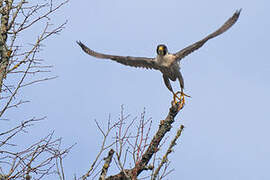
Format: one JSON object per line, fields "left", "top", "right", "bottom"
{"left": 77, "top": 10, "right": 241, "bottom": 105}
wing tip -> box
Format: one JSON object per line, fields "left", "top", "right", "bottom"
{"left": 76, "top": 40, "right": 84, "bottom": 48}
{"left": 77, "top": 41, "right": 90, "bottom": 53}
{"left": 233, "top": 9, "right": 242, "bottom": 20}
{"left": 236, "top": 8, "right": 242, "bottom": 14}
{"left": 225, "top": 9, "right": 242, "bottom": 28}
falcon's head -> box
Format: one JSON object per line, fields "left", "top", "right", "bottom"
{"left": 156, "top": 44, "right": 168, "bottom": 56}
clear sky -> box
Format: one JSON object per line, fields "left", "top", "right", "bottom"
{"left": 6, "top": 0, "right": 270, "bottom": 179}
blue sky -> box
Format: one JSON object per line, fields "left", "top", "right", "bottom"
{"left": 5, "top": 0, "right": 270, "bottom": 179}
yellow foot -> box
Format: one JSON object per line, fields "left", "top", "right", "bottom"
{"left": 173, "top": 91, "right": 191, "bottom": 111}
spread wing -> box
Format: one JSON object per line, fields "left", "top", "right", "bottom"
{"left": 174, "top": 9, "right": 241, "bottom": 61}
{"left": 77, "top": 41, "right": 159, "bottom": 70}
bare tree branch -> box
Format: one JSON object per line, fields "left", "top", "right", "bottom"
{"left": 99, "top": 149, "right": 115, "bottom": 180}
{"left": 0, "top": 1, "right": 70, "bottom": 180}
{"left": 81, "top": 117, "right": 119, "bottom": 180}
{"left": 78, "top": 102, "right": 183, "bottom": 180}
{"left": 152, "top": 124, "right": 184, "bottom": 180}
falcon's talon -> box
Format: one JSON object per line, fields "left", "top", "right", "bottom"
{"left": 173, "top": 91, "right": 190, "bottom": 111}
{"left": 173, "top": 92, "right": 180, "bottom": 102}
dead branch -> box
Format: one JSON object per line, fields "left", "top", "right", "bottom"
{"left": 152, "top": 124, "right": 184, "bottom": 180}
{"left": 0, "top": 120, "right": 74, "bottom": 180}
{"left": 0, "top": 0, "right": 68, "bottom": 117}
{"left": 98, "top": 102, "right": 183, "bottom": 180}
{"left": 81, "top": 117, "right": 119, "bottom": 180}
{"left": 0, "top": 1, "right": 70, "bottom": 180}
{"left": 99, "top": 149, "right": 115, "bottom": 180}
